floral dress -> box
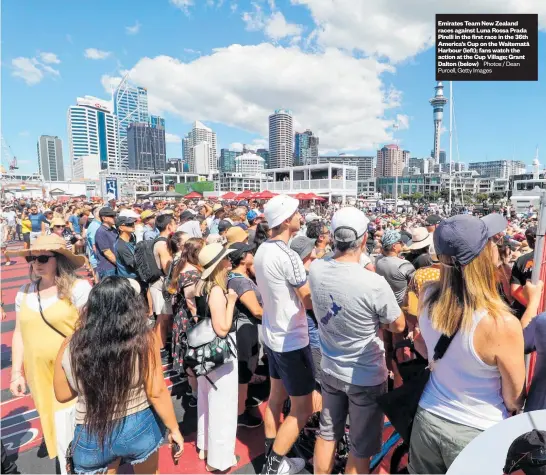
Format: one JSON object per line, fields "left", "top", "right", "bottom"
{"left": 171, "top": 269, "right": 201, "bottom": 375}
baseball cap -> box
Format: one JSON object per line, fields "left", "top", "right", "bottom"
{"left": 212, "top": 203, "right": 223, "bottom": 212}
{"left": 503, "top": 430, "right": 546, "bottom": 474}
{"left": 290, "top": 236, "right": 316, "bottom": 260}
{"left": 331, "top": 207, "right": 369, "bottom": 243}
{"left": 264, "top": 194, "right": 299, "bottom": 229}
{"left": 99, "top": 207, "right": 117, "bottom": 218}
{"left": 382, "top": 230, "right": 402, "bottom": 247}
{"left": 116, "top": 216, "right": 137, "bottom": 227}
{"left": 107, "top": 193, "right": 116, "bottom": 202}
{"left": 434, "top": 215, "right": 488, "bottom": 266}
{"left": 305, "top": 212, "right": 320, "bottom": 224}
{"left": 426, "top": 214, "right": 442, "bottom": 226}
{"left": 226, "top": 226, "right": 248, "bottom": 245}
{"left": 140, "top": 210, "right": 155, "bottom": 221}
{"left": 481, "top": 213, "right": 508, "bottom": 238}
{"left": 180, "top": 210, "right": 195, "bottom": 222}
{"left": 119, "top": 209, "right": 140, "bottom": 219}
{"left": 247, "top": 210, "right": 258, "bottom": 222}
{"left": 228, "top": 242, "right": 255, "bottom": 262}
{"left": 218, "top": 220, "right": 232, "bottom": 233}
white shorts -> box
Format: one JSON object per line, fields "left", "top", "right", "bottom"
{"left": 150, "top": 286, "right": 173, "bottom": 316}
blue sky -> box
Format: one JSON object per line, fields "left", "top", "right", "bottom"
{"left": 2, "top": 0, "right": 545, "bottom": 176}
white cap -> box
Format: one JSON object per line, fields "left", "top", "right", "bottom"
{"left": 331, "top": 207, "right": 370, "bottom": 242}
{"left": 264, "top": 194, "right": 299, "bottom": 229}
{"left": 119, "top": 209, "right": 140, "bottom": 219}
{"left": 107, "top": 192, "right": 116, "bottom": 201}
{"left": 305, "top": 212, "right": 320, "bottom": 224}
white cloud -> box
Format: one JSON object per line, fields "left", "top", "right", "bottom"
{"left": 230, "top": 2, "right": 237, "bottom": 13}
{"left": 395, "top": 114, "right": 410, "bottom": 130}
{"left": 40, "top": 52, "right": 60, "bottom": 64}
{"left": 85, "top": 48, "right": 112, "bottom": 60}
{"left": 126, "top": 21, "right": 141, "bottom": 35}
{"left": 293, "top": 0, "right": 546, "bottom": 62}
{"left": 11, "top": 57, "right": 43, "bottom": 85}
{"left": 41, "top": 64, "right": 60, "bottom": 77}
{"left": 165, "top": 132, "right": 182, "bottom": 143}
{"left": 184, "top": 48, "right": 201, "bottom": 55}
{"left": 101, "top": 74, "right": 123, "bottom": 94}
{"left": 243, "top": 4, "right": 302, "bottom": 40}
{"left": 102, "top": 44, "right": 399, "bottom": 150}
{"left": 229, "top": 139, "right": 268, "bottom": 152}
{"left": 170, "top": 0, "right": 193, "bottom": 14}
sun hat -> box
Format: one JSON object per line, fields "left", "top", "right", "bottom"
{"left": 290, "top": 236, "right": 316, "bottom": 260}
{"left": 226, "top": 226, "right": 248, "bottom": 245}
{"left": 212, "top": 203, "right": 223, "bottom": 212}
{"left": 481, "top": 213, "right": 508, "bottom": 238}
{"left": 433, "top": 215, "right": 488, "bottom": 266}
{"left": 408, "top": 228, "right": 433, "bottom": 250}
{"left": 7, "top": 234, "right": 85, "bottom": 267}
{"left": 331, "top": 207, "right": 369, "bottom": 243}
{"left": 50, "top": 217, "right": 67, "bottom": 227}
{"left": 264, "top": 194, "right": 299, "bottom": 229}
{"left": 382, "top": 229, "right": 402, "bottom": 248}
{"left": 198, "top": 243, "right": 236, "bottom": 280}
{"left": 140, "top": 210, "right": 155, "bottom": 221}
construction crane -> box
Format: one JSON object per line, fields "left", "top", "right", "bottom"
{"left": 1, "top": 134, "right": 18, "bottom": 172}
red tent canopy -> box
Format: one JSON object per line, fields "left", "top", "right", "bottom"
{"left": 234, "top": 190, "right": 255, "bottom": 200}
{"left": 294, "top": 193, "right": 309, "bottom": 200}
{"left": 183, "top": 191, "right": 203, "bottom": 199}
{"left": 221, "top": 192, "right": 237, "bottom": 199}
{"left": 254, "top": 190, "right": 277, "bottom": 200}
{"left": 305, "top": 193, "right": 326, "bottom": 201}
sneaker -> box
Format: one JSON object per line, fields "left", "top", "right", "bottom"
{"left": 185, "top": 386, "right": 193, "bottom": 396}
{"left": 246, "top": 396, "right": 263, "bottom": 408}
{"left": 188, "top": 395, "right": 197, "bottom": 407}
{"left": 262, "top": 456, "right": 305, "bottom": 474}
{"left": 237, "top": 411, "right": 263, "bottom": 428}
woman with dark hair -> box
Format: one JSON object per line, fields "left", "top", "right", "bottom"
{"left": 253, "top": 222, "right": 271, "bottom": 251}
{"left": 53, "top": 277, "right": 184, "bottom": 474}
{"left": 167, "top": 231, "right": 189, "bottom": 257}
{"left": 194, "top": 243, "right": 239, "bottom": 471}
{"left": 227, "top": 242, "right": 264, "bottom": 429}
{"left": 8, "top": 235, "right": 92, "bottom": 472}
{"left": 169, "top": 237, "right": 205, "bottom": 407}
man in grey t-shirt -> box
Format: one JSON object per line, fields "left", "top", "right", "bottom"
{"left": 308, "top": 207, "right": 405, "bottom": 475}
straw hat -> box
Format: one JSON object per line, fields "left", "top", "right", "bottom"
{"left": 198, "top": 243, "right": 235, "bottom": 279}
{"left": 408, "top": 228, "right": 433, "bottom": 251}
{"left": 7, "top": 234, "right": 85, "bottom": 267}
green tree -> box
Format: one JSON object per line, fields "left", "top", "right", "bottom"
{"left": 489, "top": 192, "right": 503, "bottom": 204}
{"left": 411, "top": 192, "right": 424, "bottom": 203}
{"left": 475, "top": 193, "right": 489, "bottom": 203}
{"left": 429, "top": 192, "right": 441, "bottom": 202}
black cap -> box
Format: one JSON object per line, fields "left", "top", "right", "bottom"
{"left": 99, "top": 207, "right": 117, "bottom": 218}
{"left": 504, "top": 430, "right": 546, "bottom": 474}
{"left": 116, "top": 216, "right": 136, "bottom": 227}
{"left": 426, "top": 214, "right": 442, "bottom": 226}
{"left": 526, "top": 226, "right": 537, "bottom": 240}
{"left": 180, "top": 210, "right": 195, "bottom": 222}
{"left": 218, "top": 220, "right": 232, "bottom": 233}
{"left": 228, "top": 242, "right": 255, "bottom": 262}
{"left": 433, "top": 215, "right": 488, "bottom": 266}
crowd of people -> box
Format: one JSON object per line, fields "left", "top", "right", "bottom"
{"left": 1, "top": 192, "right": 545, "bottom": 475}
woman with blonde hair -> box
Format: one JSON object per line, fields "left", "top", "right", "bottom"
{"left": 193, "top": 243, "right": 239, "bottom": 472}
{"left": 409, "top": 215, "right": 526, "bottom": 474}
{"left": 8, "top": 235, "right": 92, "bottom": 472}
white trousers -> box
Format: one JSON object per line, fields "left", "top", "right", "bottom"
{"left": 197, "top": 358, "right": 238, "bottom": 471}
{"left": 55, "top": 405, "right": 76, "bottom": 475}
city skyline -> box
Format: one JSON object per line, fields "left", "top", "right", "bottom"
{"left": 2, "top": 1, "right": 545, "bottom": 176}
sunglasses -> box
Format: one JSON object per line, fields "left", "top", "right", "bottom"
{"left": 25, "top": 255, "right": 56, "bottom": 264}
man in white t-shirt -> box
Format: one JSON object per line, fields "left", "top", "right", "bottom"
{"left": 254, "top": 195, "right": 313, "bottom": 475}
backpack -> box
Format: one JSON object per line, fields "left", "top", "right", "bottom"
{"left": 134, "top": 236, "right": 168, "bottom": 284}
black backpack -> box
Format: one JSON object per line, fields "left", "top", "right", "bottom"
{"left": 134, "top": 237, "right": 168, "bottom": 284}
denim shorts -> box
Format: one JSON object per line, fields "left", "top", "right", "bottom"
{"left": 72, "top": 407, "right": 166, "bottom": 474}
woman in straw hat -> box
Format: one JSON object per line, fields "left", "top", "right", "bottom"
{"left": 194, "top": 243, "right": 240, "bottom": 472}
{"left": 8, "top": 234, "right": 92, "bottom": 471}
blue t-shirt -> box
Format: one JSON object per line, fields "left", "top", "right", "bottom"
{"left": 86, "top": 219, "right": 101, "bottom": 267}
{"left": 69, "top": 214, "right": 81, "bottom": 234}
{"left": 29, "top": 212, "right": 47, "bottom": 232}
{"left": 524, "top": 312, "right": 546, "bottom": 412}
{"left": 94, "top": 224, "right": 118, "bottom": 273}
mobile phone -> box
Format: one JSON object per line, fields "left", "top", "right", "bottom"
{"left": 172, "top": 442, "right": 181, "bottom": 465}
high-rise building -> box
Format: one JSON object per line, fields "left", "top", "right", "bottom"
{"left": 468, "top": 160, "right": 527, "bottom": 179}
{"left": 269, "top": 109, "right": 293, "bottom": 168}
{"left": 150, "top": 115, "right": 165, "bottom": 129}
{"left": 167, "top": 158, "right": 184, "bottom": 172}
{"left": 114, "top": 79, "right": 149, "bottom": 169}
{"left": 235, "top": 152, "right": 265, "bottom": 175}
{"left": 182, "top": 136, "right": 191, "bottom": 170}
{"left": 376, "top": 144, "right": 405, "bottom": 177}
{"left": 318, "top": 155, "right": 374, "bottom": 182}
{"left": 295, "top": 130, "right": 319, "bottom": 166}
{"left": 439, "top": 150, "right": 447, "bottom": 165}
{"left": 219, "top": 149, "right": 239, "bottom": 172}
{"left": 256, "top": 149, "right": 270, "bottom": 168}
{"left": 37, "top": 135, "right": 64, "bottom": 181}
{"left": 127, "top": 122, "right": 166, "bottom": 172}
{"left": 184, "top": 121, "right": 218, "bottom": 174}
{"left": 67, "top": 96, "right": 119, "bottom": 175}
{"left": 429, "top": 82, "right": 448, "bottom": 165}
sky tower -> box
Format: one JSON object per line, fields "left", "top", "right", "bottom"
{"left": 429, "top": 81, "right": 448, "bottom": 165}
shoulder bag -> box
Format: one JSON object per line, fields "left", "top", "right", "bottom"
{"left": 35, "top": 280, "right": 67, "bottom": 339}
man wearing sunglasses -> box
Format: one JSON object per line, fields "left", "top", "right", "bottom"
{"left": 94, "top": 207, "right": 118, "bottom": 280}
{"left": 114, "top": 216, "right": 138, "bottom": 280}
